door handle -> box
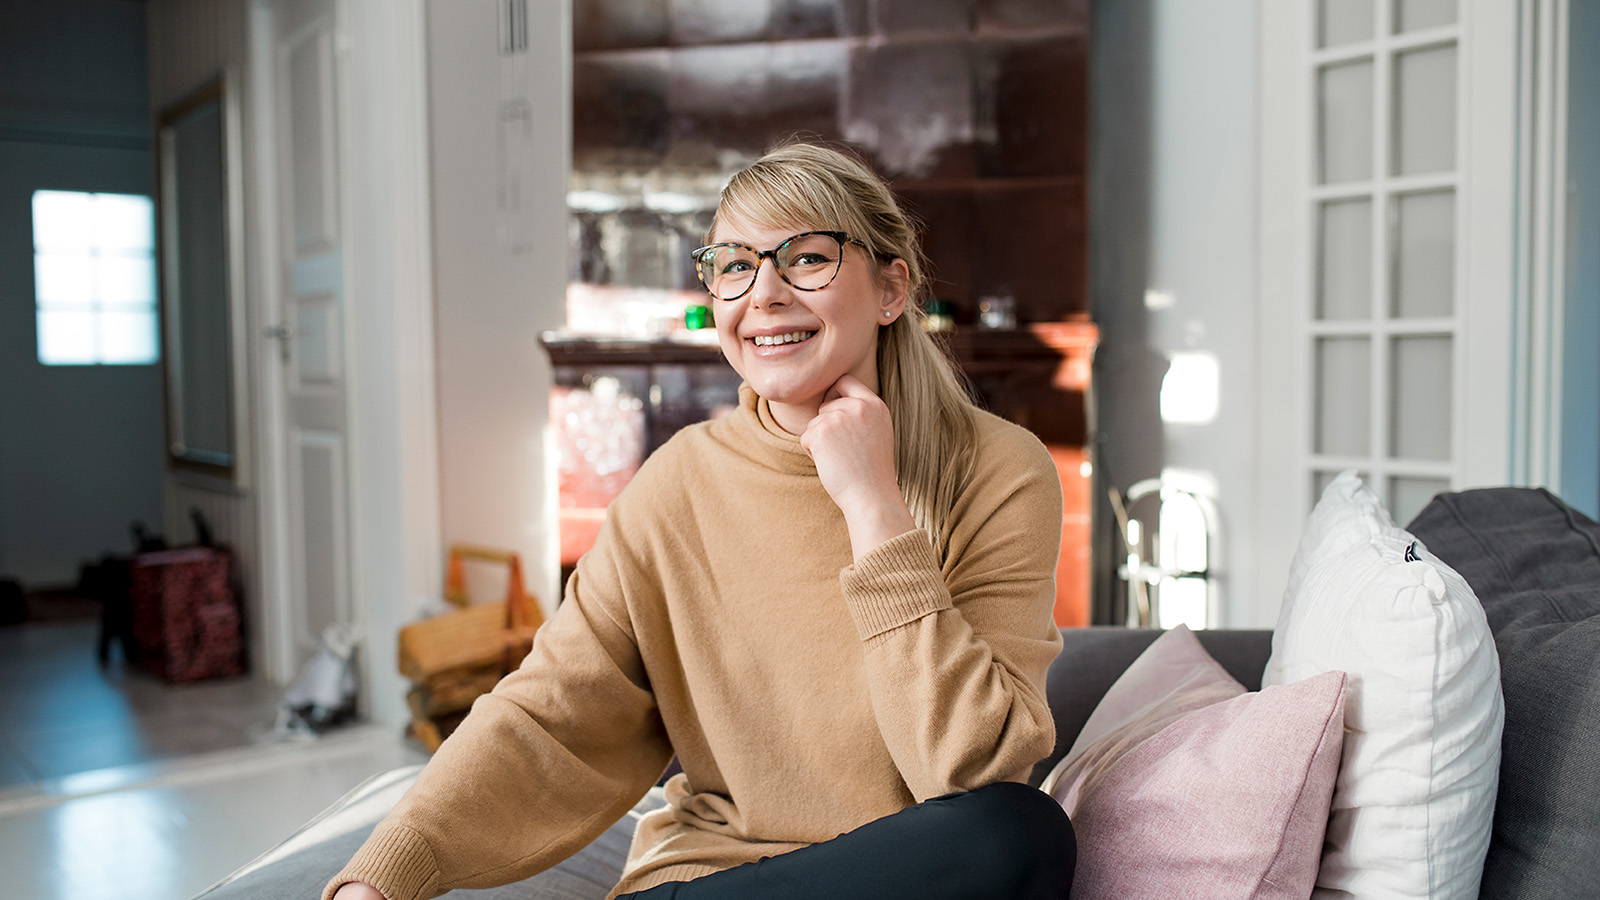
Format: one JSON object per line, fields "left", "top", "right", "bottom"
{"left": 264, "top": 324, "right": 291, "bottom": 363}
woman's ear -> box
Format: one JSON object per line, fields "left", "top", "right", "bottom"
{"left": 879, "top": 258, "right": 910, "bottom": 324}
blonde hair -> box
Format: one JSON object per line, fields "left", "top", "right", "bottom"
{"left": 712, "top": 142, "right": 978, "bottom": 556}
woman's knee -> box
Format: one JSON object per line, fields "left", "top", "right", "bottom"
{"left": 925, "top": 782, "right": 1076, "bottom": 898}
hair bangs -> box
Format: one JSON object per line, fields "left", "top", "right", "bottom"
{"left": 713, "top": 161, "right": 865, "bottom": 245}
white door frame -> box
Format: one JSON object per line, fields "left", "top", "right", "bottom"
{"left": 1509, "top": 0, "right": 1572, "bottom": 489}
{"left": 337, "top": 0, "right": 442, "bottom": 729}
{"left": 246, "top": 0, "right": 439, "bottom": 727}
{"left": 247, "top": 0, "right": 289, "bottom": 685}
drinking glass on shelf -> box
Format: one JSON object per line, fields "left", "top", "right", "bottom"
{"left": 978, "top": 292, "right": 1017, "bottom": 331}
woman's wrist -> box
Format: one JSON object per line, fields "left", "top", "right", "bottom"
{"left": 840, "top": 489, "right": 917, "bottom": 562}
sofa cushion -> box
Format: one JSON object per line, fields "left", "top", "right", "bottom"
{"left": 1408, "top": 488, "right": 1600, "bottom": 900}
{"left": 1266, "top": 470, "right": 1503, "bottom": 900}
{"left": 1042, "top": 626, "right": 1346, "bottom": 900}
{"left": 1030, "top": 627, "right": 1273, "bottom": 787}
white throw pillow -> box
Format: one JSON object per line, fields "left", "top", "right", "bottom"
{"left": 1264, "top": 470, "right": 1504, "bottom": 900}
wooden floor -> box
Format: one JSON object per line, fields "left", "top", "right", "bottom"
{"left": 0, "top": 620, "right": 426, "bottom": 899}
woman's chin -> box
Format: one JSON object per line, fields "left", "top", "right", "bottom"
{"left": 745, "top": 377, "right": 827, "bottom": 412}
{"left": 754, "top": 387, "right": 825, "bottom": 411}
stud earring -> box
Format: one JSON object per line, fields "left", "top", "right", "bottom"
{"left": 883, "top": 311, "right": 892, "bottom": 319}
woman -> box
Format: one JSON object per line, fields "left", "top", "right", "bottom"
{"left": 328, "top": 143, "right": 1075, "bottom": 900}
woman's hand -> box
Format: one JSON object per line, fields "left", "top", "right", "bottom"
{"left": 331, "top": 882, "right": 386, "bottom": 900}
{"left": 799, "top": 374, "right": 916, "bottom": 560}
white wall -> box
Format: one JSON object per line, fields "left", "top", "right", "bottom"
{"left": 426, "top": 0, "right": 570, "bottom": 614}
{"left": 1092, "top": 0, "right": 1263, "bottom": 625}
{"left": 0, "top": 0, "right": 163, "bottom": 586}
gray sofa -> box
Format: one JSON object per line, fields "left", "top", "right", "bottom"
{"left": 200, "top": 488, "right": 1600, "bottom": 900}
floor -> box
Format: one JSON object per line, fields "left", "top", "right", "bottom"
{"left": 0, "top": 620, "right": 428, "bottom": 900}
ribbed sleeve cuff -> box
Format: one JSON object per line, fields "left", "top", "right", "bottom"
{"left": 322, "top": 821, "right": 440, "bottom": 900}
{"left": 839, "top": 529, "right": 951, "bottom": 641}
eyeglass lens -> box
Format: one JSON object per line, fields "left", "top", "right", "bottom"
{"left": 696, "top": 232, "right": 846, "bottom": 300}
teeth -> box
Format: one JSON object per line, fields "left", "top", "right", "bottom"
{"left": 752, "top": 331, "right": 816, "bottom": 347}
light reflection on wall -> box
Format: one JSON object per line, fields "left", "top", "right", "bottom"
{"left": 1160, "top": 351, "right": 1220, "bottom": 425}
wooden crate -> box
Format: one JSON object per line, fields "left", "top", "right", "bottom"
{"left": 398, "top": 602, "right": 536, "bottom": 683}
{"left": 399, "top": 544, "right": 544, "bottom": 751}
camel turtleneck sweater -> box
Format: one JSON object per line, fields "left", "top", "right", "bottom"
{"left": 325, "top": 386, "right": 1065, "bottom": 900}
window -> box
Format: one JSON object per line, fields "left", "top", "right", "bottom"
{"left": 32, "top": 189, "right": 160, "bottom": 365}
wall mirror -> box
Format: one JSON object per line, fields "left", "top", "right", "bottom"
{"left": 157, "top": 77, "right": 241, "bottom": 482}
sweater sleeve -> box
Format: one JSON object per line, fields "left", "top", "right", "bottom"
{"left": 322, "top": 524, "right": 673, "bottom": 900}
{"left": 839, "top": 428, "right": 1063, "bottom": 802}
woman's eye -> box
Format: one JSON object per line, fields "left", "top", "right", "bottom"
{"left": 721, "top": 259, "right": 754, "bottom": 275}
{"left": 789, "top": 253, "right": 831, "bottom": 267}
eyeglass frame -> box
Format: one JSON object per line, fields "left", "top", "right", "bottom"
{"left": 689, "top": 230, "right": 877, "bottom": 302}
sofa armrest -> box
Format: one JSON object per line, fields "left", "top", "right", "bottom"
{"left": 195, "top": 769, "right": 670, "bottom": 900}
{"left": 1028, "top": 627, "right": 1274, "bottom": 787}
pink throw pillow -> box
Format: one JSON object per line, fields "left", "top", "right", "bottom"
{"left": 1043, "top": 627, "right": 1347, "bottom": 900}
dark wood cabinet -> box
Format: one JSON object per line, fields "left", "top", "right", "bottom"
{"left": 541, "top": 320, "right": 1095, "bottom": 625}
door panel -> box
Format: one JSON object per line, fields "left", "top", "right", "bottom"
{"left": 292, "top": 428, "right": 350, "bottom": 649}
{"left": 274, "top": 2, "right": 351, "bottom": 664}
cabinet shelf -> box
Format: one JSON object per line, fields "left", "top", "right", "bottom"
{"left": 540, "top": 319, "right": 1096, "bottom": 625}
{"left": 574, "top": 23, "right": 1088, "bottom": 59}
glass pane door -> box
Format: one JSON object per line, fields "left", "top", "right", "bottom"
{"left": 1310, "top": 0, "right": 1459, "bottom": 525}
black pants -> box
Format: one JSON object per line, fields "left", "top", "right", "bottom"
{"left": 618, "top": 781, "right": 1076, "bottom": 900}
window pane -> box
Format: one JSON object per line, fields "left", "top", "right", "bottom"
{"left": 35, "top": 253, "right": 93, "bottom": 307}
{"left": 1390, "top": 476, "right": 1450, "bottom": 526}
{"left": 1393, "top": 44, "right": 1457, "bottom": 176}
{"left": 1312, "top": 464, "right": 1350, "bottom": 499}
{"left": 1319, "top": 60, "right": 1374, "bottom": 184}
{"left": 1395, "top": 0, "right": 1457, "bottom": 33}
{"left": 98, "top": 310, "right": 159, "bottom": 365}
{"left": 1316, "top": 337, "right": 1371, "bottom": 456}
{"left": 297, "top": 305, "right": 335, "bottom": 382}
{"left": 91, "top": 193, "right": 156, "bottom": 253}
{"left": 32, "top": 190, "right": 161, "bottom": 366}
{"left": 1391, "top": 335, "right": 1452, "bottom": 460}
{"left": 1393, "top": 190, "right": 1454, "bottom": 318}
{"left": 32, "top": 190, "right": 93, "bottom": 254}
{"left": 1319, "top": 198, "right": 1372, "bottom": 320}
{"left": 38, "top": 310, "right": 97, "bottom": 364}
{"left": 1313, "top": 468, "right": 1368, "bottom": 505}
{"left": 1319, "top": 0, "right": 1374, "bottom": 48}
{"left": 97, "top": 256, "right": 157, "bottom": 307}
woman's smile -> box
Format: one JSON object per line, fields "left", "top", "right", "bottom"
{"left": 748, "top": 330, "right": 817, "bottom": 349}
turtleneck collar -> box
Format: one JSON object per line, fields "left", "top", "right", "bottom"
{"left": 723, "top": 383, "right": 817, "bottom": 477}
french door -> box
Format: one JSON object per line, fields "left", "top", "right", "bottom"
{"left": 1255, "top": 0, "right": 1520, "bottom": 608}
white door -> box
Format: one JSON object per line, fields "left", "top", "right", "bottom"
{"left": 262, "top": 0, "right": 354, "bottom": 675}
{"left": 1255, "top": 0, "right": 1519, "bottom": 615}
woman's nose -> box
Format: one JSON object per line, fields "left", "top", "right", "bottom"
{"left": 746, "top": 257, "right": 789, "bottom": 309}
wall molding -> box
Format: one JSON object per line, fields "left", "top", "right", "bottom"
{"left": 0, "top": 113, "right": 150, "bottom": 150}
{"left": 1509, "top": 0, "right": 1570, "bottom": 490}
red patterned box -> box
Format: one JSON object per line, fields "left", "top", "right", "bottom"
{"left": 129, "top": 547, "right": 245, "bottom": 683}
